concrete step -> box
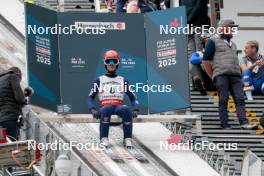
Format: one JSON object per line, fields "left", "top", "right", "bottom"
{"left": 202, "top": 121, "right": 240, "bottom": 125}
{"left": 194, "top": 112, "right": 263, "bottom": 116}
{"left": 46, "top": 0, "right": 91, "bottom": 3}
{"left": 48, "top": 3, "right": 93, "bottom": 6}
{"left": 201, "top": 125, "right": 242, "bottom": 129}
{"left": 201, "top": 129, "right": 255, "bottom": 134}
{"left": 192, "top": 107, "right": 263, "bottom": 112}
{"left": 190, "top": 87, "right": 264, "bottom": 173}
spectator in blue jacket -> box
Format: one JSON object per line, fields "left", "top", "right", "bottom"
{"left": 240, "top": 40, "right": 264, "bottom": 100}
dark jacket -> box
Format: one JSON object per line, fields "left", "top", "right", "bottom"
{"left": 203, "top": 36, "right": 241, "bottom": 80}
{"left": 0, "top": 70, "right": 26, "bottom": 122}
{"left": 180, "top": 0, "right": 210, "bottom": 26}
{"left": 138, "top": 0, "right": 158, "bottom": 13}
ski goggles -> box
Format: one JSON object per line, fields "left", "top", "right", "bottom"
{"left": 104, "top": 58, "right": 119, "bottom": 65}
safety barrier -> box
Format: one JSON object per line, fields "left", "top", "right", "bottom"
{"left": 18, "top": 106, "right": 99, "bottom": 176}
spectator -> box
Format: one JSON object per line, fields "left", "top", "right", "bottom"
{"left": 179, "top": 0, "right": 210, "bottom": 94}
{"left": 260, "top": 112, "right": 264, "bottom": 128}
{"left": 240, "top": 40, "right": 264, "bottom": 100}
{"left": 203, "top": 19, "right": 256, "bottom": 129}
{"left": 150, "top": 0, "right": 165, "bottom": 10}
{"left": 117, "top": 0, "right": 157, "bottom": 13}
{"left": 138, "top": 0, "right": 158, "bottom": 13}
{"left": 105, "top": 0, "right": 113, "bottom": 12}
{"left": 116, "top": 0, "right": 127, "bottom": 12}
{"left": 0, "top": 67, "right": 33, "bottom": 140}
{"left": 190, "top": 33, "right": 215, "bottom": 94}
{"left": 181, "top": 0, "right": 210, "bottom": 24}
{"left": 164, "top": 0, "right": 170, "bottom": 8}
{"left": 126, "top": 1, "right": 140, "bottom": 13}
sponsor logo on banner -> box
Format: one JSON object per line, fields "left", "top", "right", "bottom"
{"left": 75, "top": 22, "right": 126, "bottom": 30}
{"left": 35, "top": 36, "right": 51, "bottom": 66}
{"left": 170, "top": 18, "right": 181, "bottom": 28}
{"left": 157, "top": 49, "right": 176, "bottom": 58}
{"left": 36, "top": 46, "right": 51, "bottom": 55}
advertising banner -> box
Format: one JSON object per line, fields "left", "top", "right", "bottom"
{"left": 145, "top": 7, "right": 189, "bottom": 113}
{"left": 58, "top": 13, "right": 148, "bottom": 114}
{"left": 25, "top": 3, "right": 189, "bottom": 114}
{"left": 25, "top": 4, "right": 60, "bottom": 111}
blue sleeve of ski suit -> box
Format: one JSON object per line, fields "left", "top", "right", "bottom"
{"left": 87, "top": 78, "right": 100, "bottom": 112}
{"left": 124, "top": 79, "right": 140, "bottom": 111}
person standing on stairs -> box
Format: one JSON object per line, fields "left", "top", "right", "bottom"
{"left": 202, "top": 19, "right": 256, "bottom": 130}
{"left": 180, "top": 0, "right": 211, "bottom": 95}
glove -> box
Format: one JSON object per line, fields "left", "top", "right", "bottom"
{"left": 23, "top": 98, "right": 29, "bottom": 105}
{"left": 17, "top": 115, "right": 24, "bottom": 128}
{"left": 24, "top": 87, "right": 34, "bottom": 97}
{"left": 132, "top": 110, "right": 138, "bottom": 118}
{"left": 91, "top": 108, "right": 100, "bottom": 119}
{"left": 190, "top": 52, "right": 202, "bottom": 65}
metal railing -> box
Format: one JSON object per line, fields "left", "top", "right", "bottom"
{"left": 163, "top": 121, "right": 241, "bottom": 176}
{"left": 193, "top": 137, "right": 240, "bottom": 176}
{"left": 18, "top": 106, "right": 99, "bottom": 176}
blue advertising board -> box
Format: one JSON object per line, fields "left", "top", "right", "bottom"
{"left": 25, "top": 3, "right": 189, "bottom": 114}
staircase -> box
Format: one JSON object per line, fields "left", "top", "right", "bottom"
{"left": 190, "top": 89, "right": 264, "bottom": 175}
{"left": 37, "top": 0, "right": 95, "bottom": 11}
{"left": 38, "top": 0, "right": 118, "bottom": 13}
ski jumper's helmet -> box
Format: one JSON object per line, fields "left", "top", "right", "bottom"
{"left": 104, "top": 50, "right": 120, "bottom": 69}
